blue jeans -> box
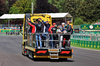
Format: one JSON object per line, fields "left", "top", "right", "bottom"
{"left": 36, "top": 34, "right": 42, "bottom": 48}
{"left": 42, "top": 32, "right": 48, "bottom": 38}
{"left": 50, "top": 35, "right": 54, "bottom": 48}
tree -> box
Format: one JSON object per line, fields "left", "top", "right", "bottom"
{"left": 9, "top": 6, "right": 20, "bottom": 14}
{"left": 4, "top": 0, "right": 17, "bottom": 14}
{"left": 8, "top": 0, "right": 17, "bottom": 8}
{"left": 76, "top": 0, "right": 100, "bottom": 23}
{"left": 0, "top": 0, "right": 6, "bottom": 16}
{"left": 34, "top": 0, "right": 59, "bottom": 13}
{"left": 9, "top": 0, "right": 32, "bottom": 14}
{"left": 74, "top": 17, "right": 84, "bottom": 25}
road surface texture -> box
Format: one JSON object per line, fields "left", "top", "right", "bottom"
{"left": 0, "top": 35, "right": 100, "bottom": 66}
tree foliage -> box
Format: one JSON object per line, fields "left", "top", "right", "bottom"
{"left": 9, "top": 0, "right": 32, "bottom": 14}
{"left": 0, "top": 0, "right": 6, "bottom": 16}
{"left": 2, "top": 0, "right": 100, "bottom": 25}
{"left": 9, "top": 6, "right": 20, "bottom": 14}
{"left": 34, "top": 0, "right": 59, "bottom": 13}
{"left": 48, "top": 0, "right": 100, "bottom": 24}
{"left": 4, "top": 0, "right": 17, "bottom": 14}
{"left": 74, "top": 17, "right": 84, "bottom": 25}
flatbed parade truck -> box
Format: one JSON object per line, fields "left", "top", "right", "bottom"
{"left": 22, "top": 14, "right": 73, "bottom": 60}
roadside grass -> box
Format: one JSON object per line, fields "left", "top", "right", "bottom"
{"left": 71, "top": 45, "right": 100, "bottom": 50}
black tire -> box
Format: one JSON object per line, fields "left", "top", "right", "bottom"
{"left": 28, "top": 50, "right": 34, "bottom": 60}
{"left": 59, "top": 58, "right": 68, "bottom": 61}
{"left": 22, "top": 46, "right": 27, "bottom": 56}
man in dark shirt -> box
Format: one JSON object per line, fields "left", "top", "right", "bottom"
{"left": 44, "top": 21, "right": 50, "bottom": 32}
{"left": 27, "top": 18, "right": 43, "bottom": 49}
{"left": 63, "top": 21, "right": 72, "bottom": 47}
{"left": 51, "top": 25, "right": 58, "bottom": 48}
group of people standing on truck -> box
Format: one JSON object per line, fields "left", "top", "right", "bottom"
{"left": 26, "top": 18, "right": 73, "bottom": 49}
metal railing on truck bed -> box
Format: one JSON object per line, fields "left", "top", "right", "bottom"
{"left": 25, "top": 33, "right": 71, "bottom": 50}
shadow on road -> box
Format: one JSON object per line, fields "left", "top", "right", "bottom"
{"left": 31, "top": 58, "right": 74, "bottom": 62}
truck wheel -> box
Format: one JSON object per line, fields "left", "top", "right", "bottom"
{"left": 28, "top": 50, "right": 34, "bottom": 60}
{"left": 59, "top": 58, "right": 68, "bottom": 61}
{"left": 22, "top": 47, "right": 27, "bottom": 56}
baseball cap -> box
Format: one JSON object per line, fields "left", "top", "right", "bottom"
{"left": 62, "top": 23, "right": 65, "bottom": 25}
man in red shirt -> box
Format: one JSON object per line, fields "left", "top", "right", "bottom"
{"left": 26, "top": 18, "right": 43, "bottom": 49}
{"left": 26, "top": 18, "right": 36, "bottom": 34}
{"left": 48, "top": 23, "right": 56, "bottom": 48}
{"left": 48, "top": 23, "right": 56, "bottom": 33}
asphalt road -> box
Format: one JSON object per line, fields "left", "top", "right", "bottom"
{"left": 0, "top": 35, "right": 100, "bottom": 66}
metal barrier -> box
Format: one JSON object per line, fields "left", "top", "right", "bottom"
{"left": 71, "top": 34, "right": 100, "bottom": 49}
{"left": 71, "top": 34, "right": 100, "bottom": 41}
{"left": 26, "top": 33, "right": 71, "bottom": 50}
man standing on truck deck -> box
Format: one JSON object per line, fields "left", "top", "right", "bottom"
{"left": 48, "top": 23, "right": 57, "bottom": 48}
{"left": 26, "top": 19, "right": 36, "bottom": 34}
{"left": 27, "top": 18, "right": 43, "bottom": 49}
{"left": 51, "top": 25, "right": 58, "bottom": 48}
{"left": 63, "top": 21, "right": 72, "bottom": 47}
{"left": 26, "top": 19, "right": 36, "bottom": 46}
{"left": 42, "top": 21, "right": 50, "bottom": 38}
{"left": 42, "top": 21, "right": 50, "bottom": 47}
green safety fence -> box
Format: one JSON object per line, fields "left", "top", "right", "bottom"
{"left": 71, "top": 34, "right": 100, "bottom": 41}
{"left": 71, "top": 39, "right": 100, "bottom": 49}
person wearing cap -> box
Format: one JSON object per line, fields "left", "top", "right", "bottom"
{"left": 68, "top": 21, "right": 73, "bottom": 34}
{"left": 63, "top": 21, "right": 72, "bottom": 47}
{"left": 48, "top": 23, "right": 56, "bottom": 48}
{"left": 60, "top": 23, "right": 67, "bottom": 48}
{"left": 51, "top": 24, "right": 58, "bottom": 48}
{"left": 61, "top": 23, "right": 66, "bottom": 33}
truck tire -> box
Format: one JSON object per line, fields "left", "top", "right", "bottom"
{"left": 22, "top": 46, "right": 27, "bottom": 56}
{"left": 28, "top": 50, "right": 34, "bottom": 60}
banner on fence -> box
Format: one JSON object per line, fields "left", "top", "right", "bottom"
{"left": 81, "top": 24, "right": 100, "bottom": 30}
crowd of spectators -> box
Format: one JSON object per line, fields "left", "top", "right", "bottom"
{"left": 26, "top": 18, "right": 73, "bottom": 49}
